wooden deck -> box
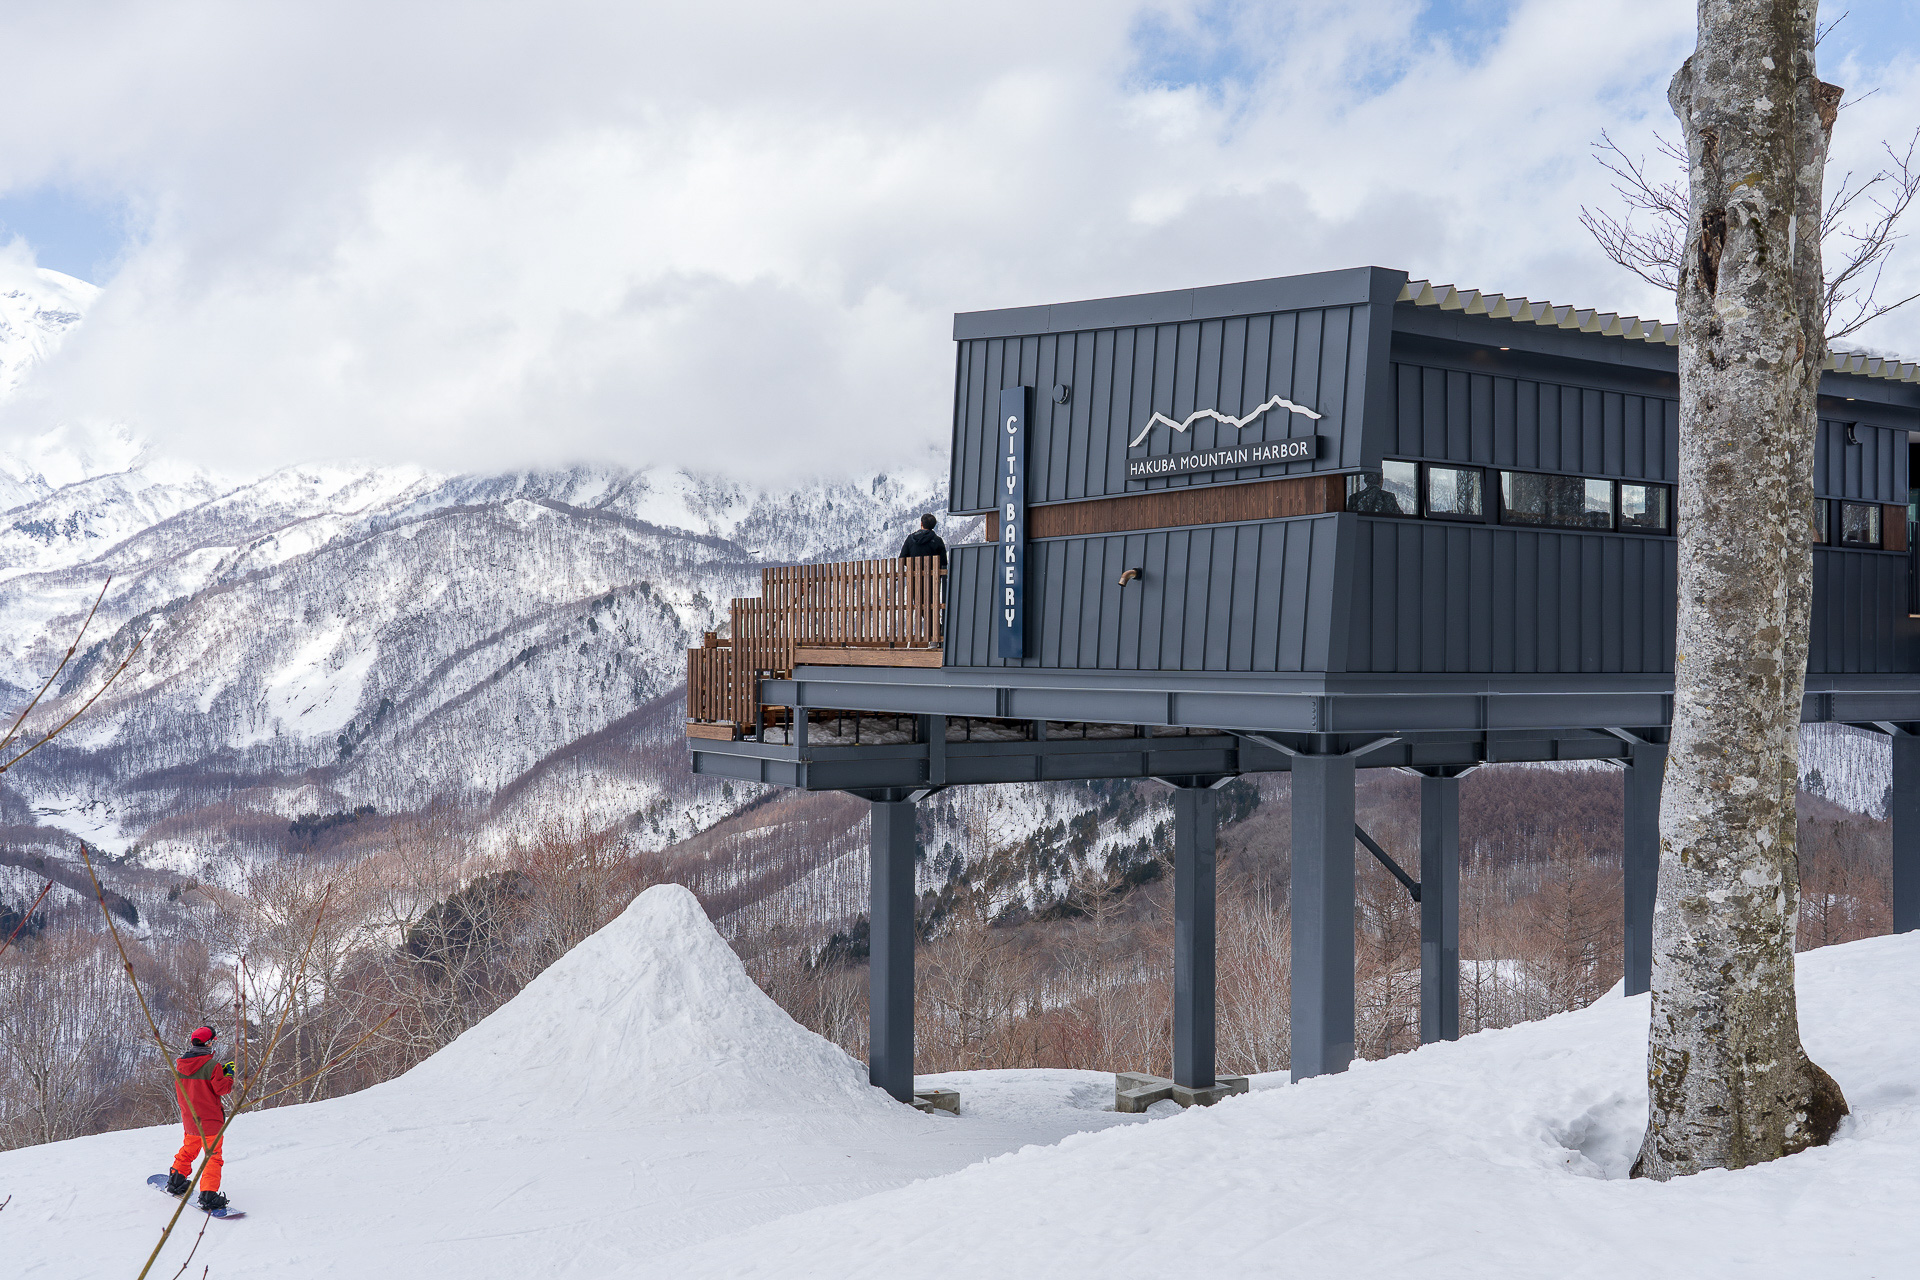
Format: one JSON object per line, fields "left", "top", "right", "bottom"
{"left": 687, "top": 558, "right": 945, "bottom": 738}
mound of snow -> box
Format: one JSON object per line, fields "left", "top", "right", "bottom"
{"left": 659, "top": 931, "right": 1920, "bottom": 1279}
{"left": 3, "top": 884, "right": 1155, "bottom": 1278}
{"left": 400, "top": 883, "right": 891, "bottom": 1118}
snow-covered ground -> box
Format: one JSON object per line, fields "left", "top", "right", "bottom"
{"left": 4, "top": 888, "right": 1915, "bottom": 1279}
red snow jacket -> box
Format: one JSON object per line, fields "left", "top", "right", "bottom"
{"left": 174, "top": 1049, "right": 233, "bottom": 1136}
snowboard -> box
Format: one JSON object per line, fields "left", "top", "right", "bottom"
{"left": 147, "top": 1174, "right": 246, "bottom": 1219}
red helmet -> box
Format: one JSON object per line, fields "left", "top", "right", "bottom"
{"left": 190, "top": 1026, "right": 216, "bottom": 1045}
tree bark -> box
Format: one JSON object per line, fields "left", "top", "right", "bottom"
{"left": 1637, "top": 0, "right": 1849, "bottom": 1180}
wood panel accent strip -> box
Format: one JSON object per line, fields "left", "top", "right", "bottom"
{"left": 986, "top": 475, "right": 1345, "bottom": 542}
{"left": 1886, "top": 505, "right": 1908, "bottom": 553}
{"left": 793, "top": 646, "right": 946, "bottom": 668}
{"left": 685, "top": 720, "right": 738, "bottom": 740}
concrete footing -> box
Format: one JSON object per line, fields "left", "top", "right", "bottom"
{"left": 1114, "top": 1072, "right": 1247, "bottom": 1113}
{"left": 912, "top": 1088, "right": 960, "bottom": 1115}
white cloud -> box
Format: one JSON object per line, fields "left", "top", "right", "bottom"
{"left": 0, "top": 0, "right": 1913, "bottom": 482}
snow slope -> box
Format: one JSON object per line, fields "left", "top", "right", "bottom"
{"left": 0, "top": 885, "right": 1149, "bottom": 1278}
{"left": 663, "top": 932, "right": 1920, "bottom": 1280}
{"left": 4, "top": 893, "right": 1916, "bottom": 1279}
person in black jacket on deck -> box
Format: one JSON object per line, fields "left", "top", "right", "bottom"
{"left": 900, "top": 513, "right": 947, "bottom": 568}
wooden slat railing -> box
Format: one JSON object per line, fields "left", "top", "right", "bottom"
{"left": 765, "top": 557, "right": 944, "bottom": 649}
{"left": 686, "top": 558, "right": 945, "bottom": 739}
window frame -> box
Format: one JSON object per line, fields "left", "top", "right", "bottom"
{"left": 1494, "top": 467, "right": 1616, "bottom": 533}
{"left": 1422, "top": 463, "right": 1490, "bottom": 523}
{"left": 1837, "top": 500, "right": 1883, "bottom": 549}
{"left": 1616, "top": 480, "right": 1673, "bottom": 536}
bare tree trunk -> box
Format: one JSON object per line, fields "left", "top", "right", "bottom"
{"left": 1638, "top": 0, "right": 1849, "bottom": 1179}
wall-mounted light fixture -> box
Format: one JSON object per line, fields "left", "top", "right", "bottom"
{"left": 1052, "top": 383, "right": 1071, "bottom": 404}
{"left": 1117, "top": 567, "right": 1142, "bottom": 585}
{"left": 1846, "top": 422, "right": 1862, "bottom": 446}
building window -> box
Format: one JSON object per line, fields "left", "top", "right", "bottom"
{"left": 1839, "top": 501, "right": 1882, "bottom": 548}
{"left": 1813, "top": 499, "right": 1828, "bottom": 544}
{"left": 1346, "top": 460, "right": 1419, "bottom": 516}
{"left": 1619, "top": 483, "right": 1671, "bottom": 533}
{"left": 1425, "top": 466, "right": 1485, "bottom": 519}
{"left": 1500, "top": 471, "right": 1613, "bottom": 529}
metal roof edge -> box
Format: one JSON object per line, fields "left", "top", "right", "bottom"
{"left": 1398, "top": 277, "right": 1916, "bottom": 387}
{"left": 952, "top": 266, "right": 1407, "bottom": 341}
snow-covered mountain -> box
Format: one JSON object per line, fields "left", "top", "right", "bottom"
{"left": 0, "top": 444, "right": 947, "bottom": 862}
{"left": 0, "top": 258, "right": 94, "bottom": 407}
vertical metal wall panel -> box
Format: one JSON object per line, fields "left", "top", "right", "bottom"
{"left": 1623, "top": 394, "right": 1646, "bottom": 476}
{"left": 1493, "top": 374, "right": 1518, "bottom": 466}
{"left": 1581, "top": 388, "right": 1605, "bottom": 474}
{"left": 1252, "top": 523, "right": 1287, "bottom": 670}
{"left": 1445, "top": 369, "right": 1470, "bottom": 459}
{"left": 1491, "top": 531, "right": 1518, "bottom": 672}
{"left": 944, "top": 516, "right": 1343, "bottom": 672}
{"left": 1396, "top": 364, "right": 1421, "bottom": 456}
{"left": 1601, "top": 391, "right": 1624, "bottom": 474}
{"left": 1339, "top": 521, "right": 1682, "bottom": 675}
{"left": 952, "top": 300, "right": 1380, "bottom": 509}
{"left": 1228, "top": 525, "right": 1261, "bottom": 671}
{"left": 1815, "top": 418, "right": 1904, "bottom": 502}
{"left": 1469, "top": 373, "right": 1495, "bottom": 461}
{"left": 1203, "top": 529, "right": 1236, "bottom": 670}
{"left": 1516, "top": 379, "right": 1541, "bottom": 470}
{"left": 1396, "top": 522, "right": 1422, "bottom": 672}
{"left": 1807, "top": 550, "right": 1914, "bottom": 675}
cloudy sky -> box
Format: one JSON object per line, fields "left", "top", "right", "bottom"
{"left": 1, "top": 0, "right": 1916, "bottom": 482}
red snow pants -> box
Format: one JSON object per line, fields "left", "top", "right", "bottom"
{"left": 171, "top": 1129, "right": 224, "bottom": 1192}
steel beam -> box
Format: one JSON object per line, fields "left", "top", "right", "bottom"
{"left": 1291, "top": 754, "right": 1356, "bottom": 1081}
{"left": 1895, "top": 732, "right": 1920, "bottom": 933}
{"left": 1171, "top": 786, "right": 1218, "bottom": 1090}
{"left": 868, "top": 799, "right": 917, "bottom": 1102}
{"left": 1623, "top": 741, "right": 1665, "bottom": 996}
{"left": 1419, "top": 774, "right": 1460, "bottom": 1043}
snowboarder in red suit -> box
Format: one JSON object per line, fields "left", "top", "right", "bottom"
{"left": 163, "top": 1025, "right": 234, "bottom": 1213}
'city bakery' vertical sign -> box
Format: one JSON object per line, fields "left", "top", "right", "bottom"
{"left": 997, "top": 386, "right": 1029, "bottom": 660}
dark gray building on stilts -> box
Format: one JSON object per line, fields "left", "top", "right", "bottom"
{"left": 686, "top": 266, "right": 1920, "bottom": 1104}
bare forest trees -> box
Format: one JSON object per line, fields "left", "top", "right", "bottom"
{"left": 1637, "top": 0, "right": 1850, "bottom": 1179}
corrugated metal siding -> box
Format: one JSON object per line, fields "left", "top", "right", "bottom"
{"left": 947, "top": 515, "right": 1342, "bottom": 671}
{"left": 1345, "top": 521, "right": 1677, "bottom": 674}
{"left": 1391, "top": 363, "right": 1679, "bottom": 478}
{"left": 1809, "top": 549, "right": 1913, "bottom": 673}
{"left": 950, "top": 308, "right": 1368, "bottom": 512}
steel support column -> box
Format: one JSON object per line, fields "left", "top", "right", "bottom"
{"left": 1623, "top": 741, "right": 1666, "bottom": 996}
{"left": 1419, "top": 774, "right": 1460, "bottom": 1044}
{"left": 1894, "top": 732, "right": 1920, "bottom": 933}
{"left": 1172, "top": 786, "right": 1218, "bottom": 1090}
{"left": 1291, "top": 754, "right": 1356, "bottom": 1081}
{"left": 868, "top": 799, "right": 917, "bottom": 1103}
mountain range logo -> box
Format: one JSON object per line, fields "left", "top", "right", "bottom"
{"left": 1128, "top": 394, "right": 1322, "bottom": 448}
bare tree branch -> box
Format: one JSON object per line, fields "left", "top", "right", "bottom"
{"left": 0, "top": 624, "right": 149, "bottom": 777}
{"left": 0, "top": 578, "right": 112, "bottom": 760}
{"left": 0, "top": 880, "right": 53, "bottom": 959}
{"left": 1583, "top": 122, "right": 1920, "bottom": 341}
